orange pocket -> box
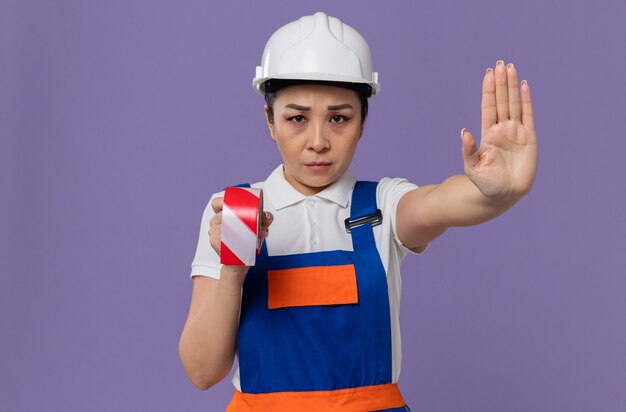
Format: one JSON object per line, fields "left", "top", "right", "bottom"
{"left": 267, "top": 264, "right": 359, "bottom": 309}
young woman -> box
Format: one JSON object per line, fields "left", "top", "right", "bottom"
{"left": 179, "top": 11, "right": 537, "bottom": 411}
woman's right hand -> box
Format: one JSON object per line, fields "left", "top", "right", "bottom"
{"left": 208, "top": 196, "right": 274, "bottom": 276}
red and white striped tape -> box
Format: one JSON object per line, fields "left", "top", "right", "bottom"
{"left": 220, "top": 187, "right": 264, "bottom": 266}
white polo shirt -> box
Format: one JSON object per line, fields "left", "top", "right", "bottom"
{"left": 190, "top": 164, "right": 423, "bottom": 391}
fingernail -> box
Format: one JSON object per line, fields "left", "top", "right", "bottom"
{"left": 507, "top": 63, "right": 514, "bottom": 69}
{"left": 486, "top": 68, "right": 493, "bottom": 75}
{"left": 264, "top": 212, "right": 271, "bottom": 220}
{"left": 521, "top": 80, "right": 528, "bottom": 86}
{"left": 497, "top": 60, "right": 504, "bottom": 66}
{"left": 461, "top": 128, "right": 467, "bottom": 137}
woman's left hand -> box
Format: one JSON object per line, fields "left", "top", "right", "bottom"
{"left": 461, "top": 60, "right": 537, "bottom": 201}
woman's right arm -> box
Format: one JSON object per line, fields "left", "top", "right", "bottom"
{"left": 178, "top": 196, "right": 272, "bottom": 390}
{"left": 178, "top": 266, "right": 248, "bottom": 390}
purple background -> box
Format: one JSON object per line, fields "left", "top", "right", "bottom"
{"left": 2, "top": 0, "right": 625, "bottom": 411}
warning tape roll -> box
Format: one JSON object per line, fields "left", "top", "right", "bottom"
{"left": 220, "top": 187, "right": 264, "bottom": 266}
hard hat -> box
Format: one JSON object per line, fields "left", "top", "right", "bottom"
{"left": 252, "top": 11, "right": 380, "bottom": 97}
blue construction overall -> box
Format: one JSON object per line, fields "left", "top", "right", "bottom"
{"left": 226, "top": 182, "right": 411, "bottom": 411}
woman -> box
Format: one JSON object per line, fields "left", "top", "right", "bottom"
{"left": 179, "top": 11, "right": 537, "bottom": 411}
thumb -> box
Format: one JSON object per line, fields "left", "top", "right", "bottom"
{"left": 261, "top": 211, "right": 274, "bottom": 230}
{"left": 461, "top": 128, "right": 479, "bottom": 170}
{"left": 259, "top": 211, "right": 273, "bottom": 240}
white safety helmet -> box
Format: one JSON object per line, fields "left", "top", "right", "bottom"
{"left": 252, "top": 11, "right": 380, "bottom": 97}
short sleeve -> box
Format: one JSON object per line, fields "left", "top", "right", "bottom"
{"left": 378, "top": 177, "right": 428, "bottom": 256}
{"left": 189, "top": 191, "right": 224, "bottom": 280}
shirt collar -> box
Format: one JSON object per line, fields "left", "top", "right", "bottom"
{"left": 265, "top": 164, "right": 356, "bottom": 210}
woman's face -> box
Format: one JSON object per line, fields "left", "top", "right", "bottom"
{"left": 264, "top": 84, "right": 364, "bottom": 196}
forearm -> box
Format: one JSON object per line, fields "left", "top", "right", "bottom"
{"left": 178, "top": 267, "right": 246, "bottom": 390}
{"left": 424, "top": 174, "right": 520, "bottom": 227}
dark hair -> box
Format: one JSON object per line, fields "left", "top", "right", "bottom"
{"left": 263, "top": 79, "right": 370, "bottom": 125}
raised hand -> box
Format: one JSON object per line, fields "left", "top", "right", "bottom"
{"left": 461, "top": 60, "right": 537, "bottom": 201}
{"left": 209, "top": 196, "right": 273, "bottom": 266}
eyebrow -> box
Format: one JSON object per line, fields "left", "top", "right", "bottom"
{"left": 285, "top": 103, "right": 354, "bottom": 111}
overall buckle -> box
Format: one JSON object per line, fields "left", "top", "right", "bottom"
{"left": 344, "top": 209, "right": 383, "bottom": 233}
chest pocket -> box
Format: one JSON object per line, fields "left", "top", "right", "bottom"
{"left": 267, "top": 264, "right": 359, "bottom": 309}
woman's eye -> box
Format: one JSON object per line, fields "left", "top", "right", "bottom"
{"left": 289, "top": 115, "right": 305, "bottom": 123}
{"left": 330, "top": 115, "right": 348, "bottom": 123}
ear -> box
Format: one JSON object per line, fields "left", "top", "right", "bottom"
{"left": 264, "top": 104, "right": 277, "bottom": 142}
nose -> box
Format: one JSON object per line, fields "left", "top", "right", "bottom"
{"left": 307, "top": 122, "right": 330, "bottom": 152}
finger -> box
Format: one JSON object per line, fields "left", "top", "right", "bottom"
{"left": 521, "top": 80, "right": 535, "bottom": 132}
{"left": 481, "top": 67, "right": 497, "bottom": 137}
{"left": 209, "top": 223, "right": 221, "bottom": 251}
{"left": 461, "top": 128, "right": 479, "bottom": 171}
{"left": 209, "top": 212, "right": 222, "bottom": 226}
{"left": 209, "top": 222, "right": 220, "bottom": 238}
{"left": 211, "top": 197, "right": 224, "bottom": 214}
{"left": 260, "top": 211, "right": 274, "bottom": 231}
{"left": 258, "top": 212, "right": 273, "bottom": 243}
{"left": 494, "top": 60, "right": 509, "bottom": 122}
{"left": 507, "top": 63, "right": 522, "bottom": 121}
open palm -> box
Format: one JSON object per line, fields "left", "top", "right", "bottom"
{"left": 461, "top": 60, "right": 537, "bottom": 200}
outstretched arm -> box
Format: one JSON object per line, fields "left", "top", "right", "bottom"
{"left": 397, "top": 60, "right": 537, "bottom": 251}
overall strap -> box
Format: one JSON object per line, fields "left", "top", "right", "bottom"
{"left": 348, "top": 181, "right": 382, "bottom": 251}
{"left": 349, "top": 180, "right": 392, "bottom": 386}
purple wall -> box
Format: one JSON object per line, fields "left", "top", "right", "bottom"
{"left": 2, "top": 0, "right": 625, "bottom": 411}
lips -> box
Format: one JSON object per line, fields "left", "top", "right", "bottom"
{"left": 305, "top": 162, "right": 332, "bottom": 166}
